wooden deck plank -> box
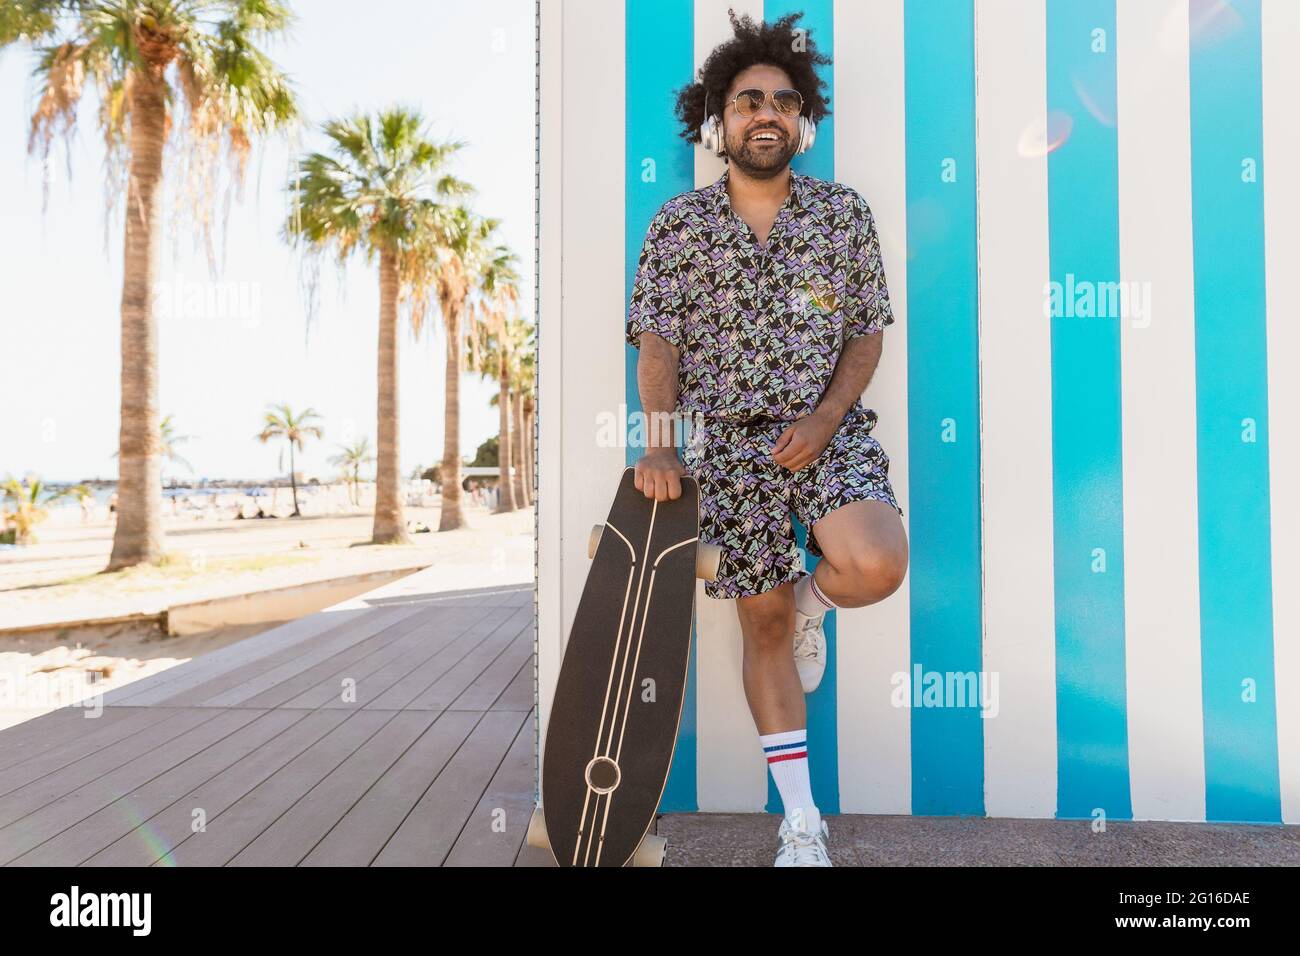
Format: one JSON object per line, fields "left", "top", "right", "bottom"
{"left": 0, "top": 707, "right": 166, "bottom": 775}
{"left": 491, "top": 659, "right": 534, "bottom": 713}
{"left": 157, "top": 710, "right": 397, "bottom": 866}
{"left": 452, "top": 629, "right": 533, "bottom": 711}
{"left": 299, "top": 710, "right": 483, "bottom": 866}
{"left": 513, "top": 840, "right": 557, "bottom": 866}
{"left": 276, "top": 606, "right": 504, "bottom": 712}
{"left": 176, "top": 604, "right": 426, "bottom": 707}
{"left": 444, "top": 710, "right": 537, "bottom": 866}
{"left": 361, "top": 585, "right": 527, "bottom": 611}
{"left": 372, "top": 710, "right": 529, "bottom": 866}
{"left": 362, "top": 583, "right": 529, "bottom": 610}
{"left": 102, "top": 606, "right": 390, "bottom": 707}
{"left": 136, "top": 605, "right": 419, "bottom": 709}
{"left": 0, "top": 707, "right": 214, "bottom": 827}
{"left": 6, "top": 709, "right": 305, "bottom": 866}
{"left": 511, "top": 704, "right": 557, "bottom": 867}
{"left": 227, "top": 711, "right": 440, "bottom": 866}
{"left": 351, "top": 607, "right": 522, "bottom": 713}
{"left": 0, "top": 582, "right": 541, "bottom": 866}
{"left": 402, "top": 607, "right": 533, "bottom": 711}
{"left": 83, "top": 709, "right": 352, "bottom": 866}
{"left": 225, "top": 603, "right": 476, "bottom": 710}
{"left": 0, "top": 707, "right": 268, "bottom": 865}
{"left": 491, "top": 587, "right": 532, "bottom": 608}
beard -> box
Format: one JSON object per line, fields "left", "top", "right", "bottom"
{"left": 724, "top": 127, "right": 798, "bottom": 178}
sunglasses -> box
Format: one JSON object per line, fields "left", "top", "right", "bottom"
{"left": 726, "top": 88, "right": 804, "bottom": 117}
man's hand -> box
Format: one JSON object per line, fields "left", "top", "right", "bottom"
{"left": 770, "top": 411, "right": 838, "bottom": 472}
{"left": 635, "top": 448, "right": 686, "bottom": 501}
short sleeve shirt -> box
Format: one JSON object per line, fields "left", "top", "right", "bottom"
{"left": 626, "top": 168, "right": 894, "bottom": 423}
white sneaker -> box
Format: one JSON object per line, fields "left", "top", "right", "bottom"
{"left": 792, "top": 608, "right": 827, "bottom": 693}
{"left": 775, "top": 807, "right": 832, "bottom": 867}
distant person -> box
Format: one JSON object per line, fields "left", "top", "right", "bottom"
{"left": 108, "top": 492, "right": 118, "bottom": 518}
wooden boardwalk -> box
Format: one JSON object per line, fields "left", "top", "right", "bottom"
{"left": 0, "top": 579, "right": 556, "bottom": 866}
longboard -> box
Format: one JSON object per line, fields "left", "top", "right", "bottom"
{"left": 528, "top": 467, "right": 719, "bottom": 867}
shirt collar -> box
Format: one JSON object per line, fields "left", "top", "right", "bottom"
{"left": 708, "top": 167, "right": 807, "bottom": 218}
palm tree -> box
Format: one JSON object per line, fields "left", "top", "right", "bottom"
{"left": 506, "top": 317, "right": 532, "bottom": 508}
{"left": 2, "top": 474, "right": 89, "bottom": 546}
{"left": 256, "top": 403, "right": 322, "bottom": 517}
{"left": 111, "top": 413, "right": 194, "bottom": 478}
{"left": 328, "top": 436, "right": 374, "bottom": 507}
{"left": 3, "top": 1, "right": 298, "bottom": 571}
{"left": 518, "top": 329, "right": 536, "bottom": 506}
{"left": 158, "top": 414, "right": 195, "bottom": 477}
{"left": 466, "top": 244, "right": 521, "bottom": 513}
{"left": 467, "top": 306, "right": 512, "bottom": 512}
{"left": 432, "top": 207, "right": 501, "bottom": 531}
{"left": 286, "top": 108, "right": 472, "bottom": 545}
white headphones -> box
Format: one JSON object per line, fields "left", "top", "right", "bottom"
{"left": 699, "top": 88, "right": 816, "bottom": 157}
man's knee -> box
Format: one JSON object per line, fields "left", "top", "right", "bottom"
{"left": 736, "top": 584, "right": 795, "bottom": 644}
{"left": 844, "top": 543, "right": 907, "bottom": 599}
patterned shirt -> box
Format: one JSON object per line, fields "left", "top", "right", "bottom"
{"left": 626, "top": 168, "right": 894, "bottom": 424}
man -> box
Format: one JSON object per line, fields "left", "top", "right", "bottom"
{"left": 626, "top": 10, "right": 908, "bottom": 867}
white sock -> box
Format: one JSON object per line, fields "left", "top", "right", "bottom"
{"left": 760, "top": 729, "right": 816, "bottom": 819}
{"left": 794, "top": 570, "right": 837, "bottom": 617}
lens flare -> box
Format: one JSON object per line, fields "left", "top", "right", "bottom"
{"left": 1189, "top": 0, "right": 1244, "bottom": 50}
{"left": 1072, "top": 73, "right": 1115, "bottom": 128}
{"left": 1018, "top": 110, "right": 1073, "bottom": 158}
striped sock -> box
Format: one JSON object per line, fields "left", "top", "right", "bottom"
{"left": 794, "top": 570, "right": 837, "bottom": 616}
{"left": 760, "top": 729, "right": 815, "bottom": 816}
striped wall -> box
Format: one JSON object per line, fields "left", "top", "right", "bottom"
{"left": 537, "top": 0, "right": 1299, "bottom": 824}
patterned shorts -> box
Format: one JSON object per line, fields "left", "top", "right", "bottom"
{"left": 680, "top": 404, "right": 903, "bottom": 600}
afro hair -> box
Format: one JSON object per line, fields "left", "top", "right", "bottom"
{"left": 672, "top": 7, "right": 833, "bottom": 151}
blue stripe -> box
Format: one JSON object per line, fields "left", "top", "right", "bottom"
{"left": 763, "top": 740, "right": 808, "bottom": 753}
{"left": 626, "top": 0, "right": 698, "bottom": 813}
{"left": 903, "top": 0, "right": 984, "bottom": 816}
{"left": 764, "top": 0, "right": 840, "bottom": 818}
{"left": 1187, "top": 0, "right": 1280, "bottom": 824}
{"left": 1045, "top": 0, "right": 1131, "bottom": 820}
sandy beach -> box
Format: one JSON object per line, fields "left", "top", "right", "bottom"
{"left": 0, "top": 482, "right": 534, "bottom": 731}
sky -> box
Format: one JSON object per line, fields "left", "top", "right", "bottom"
{"left": 0, "top": 0, "right": 534, "bottom": 485}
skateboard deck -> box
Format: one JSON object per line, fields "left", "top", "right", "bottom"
{"left": 539, "top": 466, "right": 701, "bottom": 866}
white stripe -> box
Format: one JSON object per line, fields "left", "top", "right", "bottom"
{"left": 834, "top": 0, "right": 912, "bottom": 814}
{"left": 974, "top": 0, "right": 1057, "bottom": 818}
{"left": 536, "top": 0, "right": 564, "bottom": 771}
{"left": 692, "top": 0, "right": 769, "bottom": 813}
{"left": 1116, "top": 0, "right": 1206, "bottom": 823}
{"left": 537, "top": 0, "right": 629, "bottom": 774}
{"left": 1262, "top": 0, "right": 1300, "bottom": 825}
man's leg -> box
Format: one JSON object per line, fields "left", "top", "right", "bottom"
{"left": 805, "top": 498, "right": 908, "bottom": 608}
{"left": 736, "top": 580, "right": 820, "bottom": 838}
{"left": 687, "top": 422, "right": 827, "bottom": 857}
{"left": 736, "top": 581, "right": 804, "bottom": 733}
{"left": 785, "top": 409, "right": 909, "bottom": 694}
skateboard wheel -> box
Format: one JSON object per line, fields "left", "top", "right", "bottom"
{"left": 526, "top": 806, "right": 551, "bottom": 851}
{"left": 630, "top": 833, "right": 667, "bottom": 867}
{"left": 697, "top": 542, "right": 722, "bottom": 582}
{"left": 588, "top": 523, "right": 604, "bottom": 560}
